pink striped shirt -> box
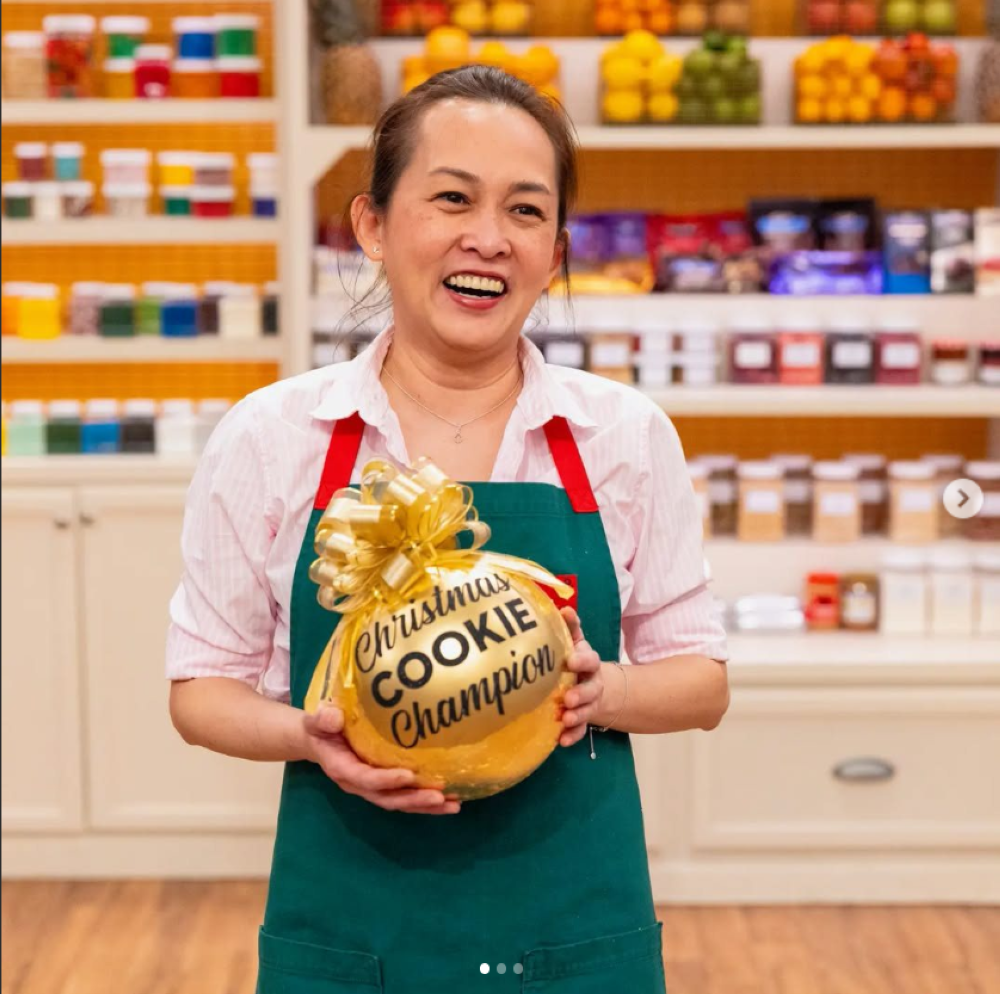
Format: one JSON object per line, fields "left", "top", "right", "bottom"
{"left": 166, "top": 328, "right": 727, "bottom": 702}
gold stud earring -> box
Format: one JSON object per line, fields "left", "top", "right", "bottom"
{"left": 373, "top": 245, "right": 380, "bottom": 254}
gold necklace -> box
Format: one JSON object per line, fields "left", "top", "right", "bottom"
{"left": 382, "top": 361, "right": 522, "bottom": 444}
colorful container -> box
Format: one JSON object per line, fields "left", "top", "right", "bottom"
{"left": 173, "top": 17, "right": 216, "bottom": 60}
{"left": 263, "top": 282, "right": 280, "bottom": 336}
{"left": 134, "top": 44, "right": 172, "bottom": 98}
{"left": 43, "top": 15, "right": 96, "bottom": 98}
{"left": 193, "top": 152, "right": 234, "bottom": 186}
{"left": 191, "top": 185, "right": 235, "bottom": 218}
{"left": 218, "top": 57, "right": 261, "bottom": 98}
{"left": 99, "top": 284, "right": 136, "bottom": 337}
{"left": 100, "top": 16, "right": 149, "bottom": 58}
{"left": 103, "top": 57, "right": 136, "bottom": 99}
{"left": 14, "top": 142, "right": 47, "bottom": 181}
{"left": 2, "top": 182, "right": 33, "bottom": 219}
{"left": 82, "top": 399, "right": 121, "bottom": 454}
{"left": 103, "top": 182, "right": 151, "bottom": 218}
{"left": 101, "top": 149, "right": 151, "bottom": 185}
{"left": 160, "top": 186, "right": 192, "bottom": 216}
{"left": 70, "top": 282, "right": 105, "bottom": 335}
{"left": 121, "top": 399, "right": 157, "bottom": 453}
{"left": 172, "top": 58, "right": 217, "bottom": 98}
{"left": 52, "top": 142, "right": 84, "bottom": 181}
{"left": 161, "top": 285, "right": 200, "bottom": 337}
{"left": 17, "top": 284, "right": 61, "bottom": 340}
{"left": 2, "top": 32, "right": 46, "bottom": 99}
{"left": 214, "top": 14, "right": 258, "bottom": 57}
{"left": 7, "top": 401, "right": 47, "bottom": 456}
{"left": 46, "top": 400, "right": 83, "bottom": 454}
{"left": 62, "top": 180, "right": 94, "bottom": 218}
{"left": 157, "top": 151, "right": 197, "bottom": 186}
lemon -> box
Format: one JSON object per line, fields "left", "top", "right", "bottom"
{"left": 824, "top": 97, "right": 846, "bottom": 123}
{"left": 847, "top": 95, "right": 872, "bottom": 123}
{"left": 797, "top": 97, "right": 822, "bottom": 124}
{"left": 519, "top": 44, "right": 559, "bottom": 87}
{"left": 475, "top": 40, "right": 510, "bottom": 71}
{"left": 601, "top": 41, "right": 629, "bottom": 66}
{"left": 796, "top": 48, "right": 826, "bottom": 77}
{"left": 859, "top": 73, "right": 882, "bottom": 101}
{"left": 491, "top": 1, "right": 532, "bottom": 35}
{"left": 602, "top": 56, "right": 644, "bottom": 91}
{"left": 621, "top": 29, "right": 663, "bottom": 65}
{"left": 648, "top": 92, "right": 679, "bottom": 122}
{"left": 831, "top": 75, "right": 853, "bottom": 99}
{"left": 602, "top": 89, "right": 644, "bottom": 123}
{"left": 844, "top": 44, "right": 874, "bottom": 76}
{"left": 798, "top": 74, "right": 827, "bottom": 100}
{"left": 647, "top": 54, "right": 683, "bottom": 93}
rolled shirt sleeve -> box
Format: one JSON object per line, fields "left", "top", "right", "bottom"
{"left": 166, "top": 398, "right": 279, "bottom": 687}
{"left": 621, "top": 405, "right": 728, "bottom": 664}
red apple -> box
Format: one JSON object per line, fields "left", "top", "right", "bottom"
{"left": 808, "top": 1, "right": 842, "bottom": 34}
{"left": 845, "top": 1, "right": 879, "bottom": 34}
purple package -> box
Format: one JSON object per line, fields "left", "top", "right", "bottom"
{"left": 566, "top": 214, "right": 610, "bottom": 274}
{"left": 768, "top": 250, "right": 883, "bottom": 296}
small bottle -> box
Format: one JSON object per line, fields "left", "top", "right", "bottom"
{"left": 198, "top": 281, "right": 234, "bottom": 335}
{"left": 17, "top": 284, "right": 61, "bottom": 340}
{"left": 82, "top": 399, "right": 121, "bottom": 454}
{"left": 134, "top": 44, "right": 172, "bottom": 99}
{"left": 737, "top": 461, "right": 785, "bottom": 543}
{"left": 928, "top": 551, "right": 974, "bottom": 637}
{"left": 100, "top": 284, "right": 136, "bottom": 337}
{"left": 161, "top": 284, "right": 200, "bottom": 338}
{"left": 69, "top": 282, "right": 105, "bottom": 336}
{"left": 121, "top": 399, "right": 157, "bottom": 454}
{"left": 812, "top": 461, "right": 861, "bottom": 543}
{"left": 157, "top": 399, "right": 198, "bottom": 456}
{"left": 840, "top": 573, "right": 879, "bottom": 632}
{"left": 879, "top": 551, "right": 928, "bottom": 636}
{"left": 888, "top": 460, "right": 938, "bottom": 544}
{"left": 7, "top": 400, "right": 47, "bottom": 456}
{"left": 46, "top": 399, "right": 83, "bottom": 455}
{"left": 805, "top": 572, "right": 840, "bottom": 631}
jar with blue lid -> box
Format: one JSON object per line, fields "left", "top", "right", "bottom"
{"left": 172, "top": 16, "right": 215, "bottom": 60}
{"left": 82, "top": 399, "right": 121, "bottom": 454}
{"left": 161, "top": 284, "right": 199, "bottom": 337}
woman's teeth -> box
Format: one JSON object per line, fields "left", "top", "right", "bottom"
{"left": 443, "top": 274, "right": 506, "bottom": 298}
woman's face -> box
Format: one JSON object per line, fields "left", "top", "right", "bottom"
{"left": 358, "top": 98, "right": 564, "bottom": 357}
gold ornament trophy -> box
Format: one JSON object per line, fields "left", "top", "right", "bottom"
{"left": 306, "top": 458, "right": 575, "bottom": 801}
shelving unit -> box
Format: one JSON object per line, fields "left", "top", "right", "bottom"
{"left": 0, "top": 98, "right": 277, "bottom": 125}
{"left": 1, "top": 218, "right": 278, "bottom": 246}
{"left": 1, "top": 337, "right": 282, "bottom": 363}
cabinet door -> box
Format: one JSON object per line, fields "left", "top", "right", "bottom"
{"left": 79, "top": 486, "right": 282, "bottom": 831}
{"left": 1, "top": 488, "right": 83, "bottom": 832}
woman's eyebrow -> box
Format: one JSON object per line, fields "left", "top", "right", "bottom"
{"left": 428, "top": 167, "right": 552, "bottom": 197}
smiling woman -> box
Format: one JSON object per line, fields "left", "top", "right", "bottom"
{"left": 167, "top": 63, "right": 727, "bottom": 994}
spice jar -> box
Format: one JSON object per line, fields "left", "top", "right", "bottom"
{"left": 964, "top": 461, "right": 1000, "bottom": 541}
{"left": 52, "top": 142, "right": 83, "bottom": 181}
{"left": 979, "top": 342, "right": 1000, "bottom": 386}
{"left": 729, "top": 314, "right": 778, "bottom": 385}
{"left": 69, "top": 282, "right": 104, "bottom": 336}
{"left": 219, "top": 284, "right": 262, "bottom": 340}
{"left": 101, "top": 149, "right": 150, "bottom": 185}
{"left": 46, "top": 400, "right": 83, "bottom": 455}
{"left": 82, "top": 399, "right": 121, "bottom": 455}
{"left": 61, "top": 181, "right": 94, "bottom": 218}
{"left": 102, "top": 58, "right": 135, "bottom": 99}
{"left": 7, "top": 401, "right": 47, "bottom": 457}
{"left": 137, "top": 282, "right": 166, "bottom": 336}
{"left": 703, "top": 455, "right": 738, "bottom": 537}
{"left": 805, "top": 572, "right": 840, "bottom": 630}
{"left": 17, "top": 284, "right": 61, "bottom": 340}
{"left": 774, "top": 454, "right": 813, "bottom": 537}
{"left": 173, "top": 17, "right": 216, "bottom": 60}
{"left": 825, "top": 315, "right": 874, "bottom": 385}
{"left": 214, "top": 14, "right": 259, "bottom": 57}
{"left": 157, "top": 152, "right": 198, "bottom": 187}
{"left": 43, "top": 15, "right": 96, "bottom": 98}
{"left": 888, "top": 460, "right": 938, "bottom": 544}
{"left": 103, "top": 183, "right": 151, "bottom": 218}
{"left": 193, "top": 152, "right": 234, "bottom": 187}
{"left": 879, "top": 551, "right": 928, "bottom": 635}
{"left": 812, "top": 461, "right": 861, "bottom": 543}
{"left": 840, "top": 573, "right": 879, "bottom": 631}
{"left": 875, "top": 316, "right": 923, "bottom": 386}
{"left": 99, "top": 284, "right": 136, "bottom": 337}
{"left": 160, "top": 186, "right": 191, "bottom": 217}
{"left": 263, "top": 282, "right": 280, "bottom": 336}
{"left": 191, "top": 185, "right": 235, "bottom": 218}
{"left": 218, "top": 57, "right": 261, "bottom": 98}
{"left": 14, "top": 143, "right": 48, "bottom": 182}
{"left": 33, "top": 182, "right": 62, "bottom": 222}
{"left": 777, "top": 314, "right": 824, "bottom": 386}
{"left": 3, "top": 183, "right": 33, "bottom": 220}
{"left": 688, "top": 461, "right": 711, "bottom": 537}
{"left": 2, "top": 32, "right": 46, "bottom": 100}
{"left": 101, "top": 16, "right": 149, "bottom": 58}
{"left": 973, "top": 552, "right": 1000, "bottom": 636}
{"left": 121, "top": 399, "right": 157, "bottom": 454}
{"left": 172, "top": 59, "right": 217, "bottom": 99}
{"left": 737, "top": 461, "right": 785, "bottom": 543}
{"left": 198, "top": 281, "right": 235, "bottom": 335}
{"left": 930, "top": 340, "right": 972, "bottom": 386}
{"left": 134, "top": 44, "right": 171, "bottom": 98}
{"left": 161, "top": 285, "right": 200, "bottom": 338}
{"left": 928, "top": 551, "right": 974, "bottom": 637}
{"left": 844, "top": 453, "right": 888, "bottom": 536}
{"left": 922, "top": 453, "right": 965, "bottom": 539}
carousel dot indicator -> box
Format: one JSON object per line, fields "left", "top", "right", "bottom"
{"left": 480, "top": 963, "right": 490, "bottom": 974}
{"left": 497, "top": 964, "right": 507, "bottom": 974}
{"left": 514, "top": 963, "right": 523, "bottom": 974}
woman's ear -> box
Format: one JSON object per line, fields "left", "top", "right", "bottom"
{"left": 548, "top": 227, "right": 569, "bottom": 282}
{"left": 351, "top": 194, "right": 383, "bottom": 262}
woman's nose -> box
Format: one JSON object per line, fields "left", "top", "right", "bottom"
{"left": 458, "top": 209, "right": 511, "bottom": 259}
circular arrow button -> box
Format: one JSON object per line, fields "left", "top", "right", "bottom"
{"left": 943, "top": 479, "right": 984, "bottom": 520}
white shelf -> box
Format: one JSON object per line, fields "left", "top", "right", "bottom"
{"left": 1, "top": 217, "right": 278, "bottom": 246}
{"left": 0, "top": 99, "right": 276, "bottom": 125}
{"left": 1, "top": 337, "right": 282, "bottom": 363}
{"left": 0, "top": 455, "right": 198, "bottom": 488}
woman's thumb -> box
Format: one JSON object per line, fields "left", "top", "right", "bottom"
{"left": 304, "top": 702, "right": 345, "bottom": 736}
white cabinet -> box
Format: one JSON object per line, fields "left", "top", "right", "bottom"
{"left": 78, "top": 486, "right": 282, "bottom": 831}
{"left": 1, "top": 488, "right": 83, "bottom": 833}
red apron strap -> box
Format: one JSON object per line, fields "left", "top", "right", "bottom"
{"left": 542, "top": 416, "right": 599, "bottom": 514}
{"left": 314, "top": 412, "right": 365, "bottom": 510}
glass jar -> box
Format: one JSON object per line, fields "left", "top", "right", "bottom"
{"left": 979, "top": 342, "right": 1000, "bottom": 386}
{"left": 774, "top": 454, "right": 812, "bottom": 537}
{"left": 922, "top": 453, "right": 965, "bottom": 540}
{"left": 161, "top": 285, "right": 200, "bottom": 338}
{"left": 825, "top": 315, "right": 874, "bottom": 385}
{"left": 777, "top": 315, "right": 824, "bottom": 386}
{"left": 879, "top": 551, "right": 928, "bottom": 635}
{"left": 157, "top": 152, "right": 198, "bottom": 187}
{"left": 160, "top": 186, "right": 192, "bottom": 217}
{"left": 100, "top": 16, "right": 149, "bottom": 58}
{"left": 875, "top": 317, "right": 923, "bottom": 386}
{"left": 2, "top": 32, "right": 46, "bottom": 100}
{"left": 61, "top": 180, "right": 94, "bottom": 219}
{"left": 191, "top": 185, "right": 235, "bottom": 218}
{"left": 193, "top": 153, "right": 234, "bottom": 187}
{"left": 102, "top": 183, "right": 151, "bottom": 218}
{"left": 172, "top": 58, "right": 217, "bottom": 99}
{"left": 888, "top": 460, "right": 938, "bottom": 544}
{"left": 218, "top": 57, "right": 261, "bottom": 98}
{"left": 2, "top": 183, "right": 33, "bottom": 220}
{"left": 219, "top": 285, "right": 262, "bottom": 340}
{"left": 973, "top": 552, "right": 1000, "bottom": 636}
{"left": 99, "top": 284, "right": 136, "bottom": 337}
{"left": 805, "top": 572, "right": 840, "bottom": 631}
{"left": 930, "top": 340, "right": 972, "bottom": 386}
{"left": 121, "top": 399, "right": 157, "bottom": 454}
{"left": 134, "top": 44, "right": 171, "bottom": 99}
{"left": 101, "top": 149, "right": 150, "bottom": 185}
{"left": 199, "top": 281, "right": 235, "bottom": 335}
{"left": 737, "top": 461, "right": 785, "bottom": 543}
{"left": 812, "top": 461, "right": 861, "bottom": 543}
{"left": 728, "top": 314, "right": 777, "bottom": 385}
{"left": 844, "top": 453, "right": 888, "bottom": 536}
{"left": 173, "top": 17, "right": 216, "bottom": 60}
{"left": 137, "top": 282, "right": 168, "bottom": 336}
{"left": 52, "top": 142, "right": 83, "bottom": 182}
{"left": 82, "top": 399, "right": 121, "bottom": 455}
{"left": 928, "top": 551, "right": 974, "bottom": 637}
{"left": 214, "top": 14, "right": 258, "bottom": 57}
{"left": 46, "top": 400, "right": 83, "bottom": 455}
{"left": 688, "top": 461, "right": 711, "bottom": 537}
{"left": 703, "top": 455, "right": 738, "bottom": 538}
{"left": 964, "top": 461, "right": 1000, "bottom": 542}
{"left": 840, "top": 573, "right": 879, "bottom": 632}
{"left": 43, "top": 15, "right": 96, "bottom": 98}
{"left": 69, "top": 282, "right": 105, "bottom": 336}
{"left": 14, "top": 142, "right": 47, "bottom": 182}
{"left": 102, "top": 58, "right": 135, "bottom": 99}
{"left": 33, "top": 182, "right": 62, "bottom": 222}
{"left": 7, "top": 400, "right": 47, "bottom": 456}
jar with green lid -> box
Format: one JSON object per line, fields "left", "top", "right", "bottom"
{"left": 213, "top": 14, "right": 258, "bottom": 57}
{"left": 100, "top": 284, "right": 136, "bottom": 337}
{"left": 99, "top": 16, "right": 149, "bottom": 58}
{"left": 46, "top": 399, "right": 83, "bottom": 455}
{"left": 137, "top": 282, "right": 172, "bottom": 336}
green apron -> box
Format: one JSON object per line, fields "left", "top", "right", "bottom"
{"left": 257, "top": 413, "right": 666, "bottom": 993}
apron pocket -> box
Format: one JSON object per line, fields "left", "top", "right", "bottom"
{"left": 521, "top": 922, "right": 665, "bottom": 993}
{"left": 258, "top": 928, "right": 383, "bottom": 992}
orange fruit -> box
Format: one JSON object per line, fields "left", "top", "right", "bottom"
{"left": 519, "top": 44, "right": 559, "bottom": 86}
{"left": 909, "top": 92, "right": 937, "bottom": 122}
{"left": 932, "top": 45, "right": 959, "bottom": 77}
{"left": 831, "top": 75, "right": 853, "bottom": 99}
{"left": 824, "top": 97, "right": 847, "bottom": 122}
{"left": 647, "top": 8, "right": 674, "bottom": 33}
{"left": 797, "top": 97, "right": 823, "bottom": 123}
{"left": 859, "top": 72, "right": 882, "bottom": 101}
{"left": 878, "top": 86, "right": 906, "bottom": 122}
{"left": 847, "top": 95, "right": 872, "bottom": 123}
{"left": 798, "top": 74, "right": 828, "bottom": 100}
{"left": 594, "top": 6, "right": 624, "bottom": 34}
{"left": 844, "top": 45, "right": 874, "bottom": 76}
{"left": 930, "top": 76, "right": 955, "bottom": 106}
{"left": 623, "top": 11, "right": 646, "bottom": 31}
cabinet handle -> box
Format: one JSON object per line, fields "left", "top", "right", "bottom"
{"left": 53, "top": 517, "right": 72, "bottom": 530}
{"left": 79, "top": 513, "right": 96, "bottom": 527}
{"left": 832, "top": 757, "right": 895, "bottom": 783}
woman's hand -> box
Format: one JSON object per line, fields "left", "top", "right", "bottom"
{"left": 558, "top": 607, "right": 606, "bottom": 747}
{"left": 302, "top": 704, "right": 461, "bottom": 815}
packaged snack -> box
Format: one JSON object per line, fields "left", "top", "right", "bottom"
{"left": 817, "top": 198, "right": 878, "bottom": 252}
{"left": 883, "top": 210, "right": 931, "bottom": 295}
{"left": 930, "top": 209, "right": 975, "bottom": 294}
{"left": 649, "top": 212, "right": 759, "bottom": 293}
{"left": 974, "top": 208, "right": 1000, "bottom": 297}
{"left": 769, "top": 251, "right": 884, "bottom": 296}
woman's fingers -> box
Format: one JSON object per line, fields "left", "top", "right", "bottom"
{"left": 560, "top": 606, "right": 584, "bottom": 644}
{"left": 317, "top": 735, "right": 417, "bottom": 792}
{"left": 563, "top": 678, "right": 602, "bottom": 710}
{"left": 560, "top": 722, "right": 589, "bottom": 748}
{"left": 303, "top": 702, "right": 345, "bottom": 736}
{"left": 357, "top": 788, "right": 459, "bottom": 814}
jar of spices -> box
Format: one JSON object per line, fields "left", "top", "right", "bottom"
{"left": 844, "top": 453, "right": 888, "bottom": 536}
{"left": 136, "top": 282, "right": 170, "bottom": 336}
{"left": 191, "top": 185, "right": 235, "bottom": 218}
{"left": 52, "top": 142, "right": 83, "bottom": 182}
{"left": 888, "top": 460, "right": 938, "bottom": 544}
{"left": 875, "top": 316, "right": 923, "bottom": 386}
{"left": 101, "top": 149, "right": 150, "bottom": 186}
{"left": 69, "top": 282, "right": 105, "bottom": 336}
{"left": 102, "top": 58, "right": 135, "bottom": 99}
{"left": 673, "top": 353, "right": 719, "bottom": 387}
{"left": 702, "top": 455, "right": 738, "bottom": 537}
{"left": 587, "top": 312, "right": 633, "bottom": 384}
{"left": 17, "top": 284, "right": 61, "bottom": 340}
{"left": 46, "top": 400, "right": 83, "bottom": 455}
{"left": 537, "top": 333, "right": 587, "bottom": 371}
{"left": 964, "top": 461, "right": 1000, "bottom": 541}
{"left": 219, "top": 285, "right": 262, "bottom": 340}
{"left": 198, "top": 281, "right": 235, "bottom": 335}
{"left": 979, "top": 342, "right": 1000, "bottom": 386}
{"left": 774, "top": 454, "right": 813, "bottom": 537}
{"left": 840, "top": 573, "right": 879, "bottom": 631}
{"left": 43, "top": 15, "right": 96, "bottom": 98}
{"left": 777, "top": 314, "right": 824, "bottom": 386}
{"left": 2, "top": 32, "right": 46, "bottom": 100}
{"left": 928, "top": 551, "right": 974, "bottom": 637}
{"left": 7, "top": 401, "right": 47, "bottom": 457}
{"left": 804, "top": 572, "right": 840, "bottom": 631}
{"left": 82, "top": 399, "right": 121, "bottom": 455}
{"left": 728, "top": 314, "right": 778, "bottom": 385}
{"left": 930, "top": 340, "right": 972, "bottom": 386}
{"left": 160, "top": 186, "right": 191, "bottom": 217}
{"left": 157, "top": 399, "right": 198, "bottom": 456}
{"left": 157, "top": 152, "right": 197, "bottom": 187}
{"left": 263, "top": 282, "right": 280, "bottom": 336}
{"left": 99, "top": 284, "right": 136, "bottom": 337}
{"left": 172, "top": 58, "right": 217, "bottom": 99}
{"left": 247, "top": 153, "right": 278, "bottom": 193}
{"left": 173, "top": 17, "right": 216, "bottom": 60}
{"left": 161, "top": 285, "right": 200, "bottom": 338}
{"left": 218, "top": 57, "right": 262, "bottom": 98}
{"left": 61, "top": 180, "right": 94, "bottom": 219}
{"left": 922, "top": 453, "right": 965, "bottom": 539}
{"left": 214, "top": 14, "right": 259, "bottom": 57}
{"left": 879, "top": 551, "right": 928, "bottom": 635}
{"left": 812, "top": 461, "right": 861, "bottom": 543}
{"left": 252, "top": 187, "right": 278, "bottom": 218}
{"left": 121, "top": 399, "right": 157, "bottom": 454}
{"left": 825, "top": 315, "right": 874, "bottom": 385}
{"left": 33, "top": 182, "right": 62, "bottom": 222}
{"left": 134, "top": 44, "right": 172, "bottom": 99}
{"left": 737, "top": 460, "right": 785, "bottom": 542}
{"left": 14, "top": 143, "right": 48, "bottom": 182}
{"left": 193, "top": 153, "right": 234, "bottom": 187}
{"left": 973, "top": 552, "right": 1000, "bottom": 636}
{"left": 688, "top": 461, "right": 711, "bottom": 537}
{"left": 100, "top": 16, "right": 149, "bottom": 58}
{"left": 195, "top": 399, "right": 232, "bottom": 452}
{"left": 2, "top": 183, "right": 33, "bottom": 220}
{"left": 102, "top": 182, "right": 151, "bottom": 218}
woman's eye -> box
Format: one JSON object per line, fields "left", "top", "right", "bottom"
{"left": 436, "top": 191, "right": 468, "bottom": 205}
{"left": 513, "top": 204, "right": 544, "bottom": 218}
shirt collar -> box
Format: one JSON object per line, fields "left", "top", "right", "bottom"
{"left": 310, "top": 325, "right": 597, "bottom": 431}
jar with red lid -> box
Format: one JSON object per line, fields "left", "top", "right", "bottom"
{"left": 980, "top": 342, "right": 1000, "bottom": 386}
{"left": 930, "top": 340, "right": 972, "bottom": 386}
{"left": 875, "top": 317, "right": 923, "bottom": 385}
{"left": 43, "top": 15, "right": 96, "bottom": 98}
{"left": 191, "top": 186, "right": 235, "bottom": 218}
{"left": 964, "top": 461, "right": 1000, "bottom": 541}
{"left": 218, "top": 57, "right": 261, "bottom": 98}
{"left": 805, "top": 572, "right": 840, "bottom": 631}
{"left": 777, "top": 314, "right": 824, "bottom": 386}
{"left": 729, "top": 314, "right": 777, "bottom": 385}
{"left": 135, "top": 44, "right": 171, "bottom": 98}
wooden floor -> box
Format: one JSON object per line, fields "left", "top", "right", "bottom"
{"left": 2, "top": 881, "right": 999, "bottom": 994}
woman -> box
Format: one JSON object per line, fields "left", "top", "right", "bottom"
{"left": 168, "top": 66, "right": 729, "bottom": 993}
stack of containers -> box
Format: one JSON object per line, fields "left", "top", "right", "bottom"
{"left": 2, "top": 283, "right": 62, "bottom": 340}
{"left": 157, "top": 151, "right": 199, "bottom": 215}
{"left": 2, "top": 32, "right": 47, "bottom": 99}
{"left": 100, "top": 15, "right": 149, "bottom": 97}
{"left": 248, "top": 153, "right": 278, "bottom": 217}
{"left": 214, "top": 15, "right": 262, "bottom": 98}
{"left": 3, "top": 142, "right": 92, "bottom": 220}
{"left": 193, "top": 152, "right": 236, "bottom": 217}
{"left": 101, "top": 148, "right": 152, "bottom": 217}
